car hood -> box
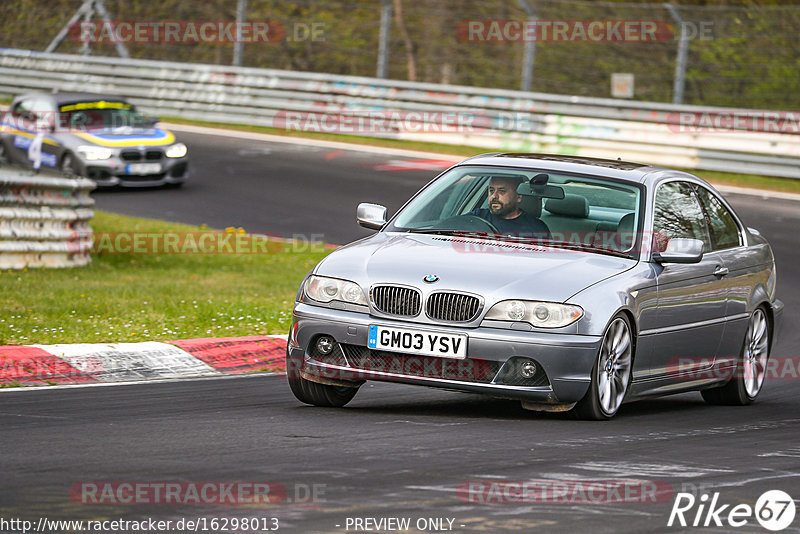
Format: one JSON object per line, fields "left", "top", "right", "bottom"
{"left": 315, "top": 232, "right": 637, "bottom": 303}
{"left": 65, "top": 127, "right": 176, "bottom": 147}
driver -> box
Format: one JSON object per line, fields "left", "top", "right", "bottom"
{"left": 469, "top": 176, "right": 551, "bottom": 238}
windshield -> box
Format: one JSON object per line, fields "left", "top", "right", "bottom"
{"left": 387, "top": 165, "right": 643, "bottom": 256}
{"left": 58, "top": 101, "right": 152, "bottom": 132}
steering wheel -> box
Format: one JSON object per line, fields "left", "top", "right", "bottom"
{"left": 433, "top": 214, "right": 499, "bottom": 234}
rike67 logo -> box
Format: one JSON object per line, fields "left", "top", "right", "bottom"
{"left": 668, "top": 490, "right": 796, "bottom": 531}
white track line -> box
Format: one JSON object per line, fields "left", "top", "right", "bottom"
{"left": 161, "top": 122, "right": 465, "bottom": 161}
{"left": 0, "top": 370, "right": 281, "bottom": 394}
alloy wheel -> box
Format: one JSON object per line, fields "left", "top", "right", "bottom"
{"left": 743, "top": 308, "right": 769, "bottom": 398}
{"left": 597, "top": 317, "right": 633, "bottom": 415}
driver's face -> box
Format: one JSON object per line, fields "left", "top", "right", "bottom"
{"left": 488, "top": 179, "right": 521, "bottom": 218}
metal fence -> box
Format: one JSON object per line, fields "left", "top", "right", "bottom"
{"left": 2, "top": 0, "right": 799, "bottom": 110}
{"left": 0, "top": 164, "right": 94, "bottom": 269}
{"left": 1, "top": 48, "right": 798, "bottom": 180}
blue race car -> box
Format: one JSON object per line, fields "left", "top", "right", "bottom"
{"left": 0, "top": 92, "right": 188, "bottom": 187}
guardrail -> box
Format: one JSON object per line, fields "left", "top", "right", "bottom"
{"left": 1, "top": 48, "right": 798, "bottom": 179}
{"left": 0, "top": 164, "right": 94, "bottom": 269}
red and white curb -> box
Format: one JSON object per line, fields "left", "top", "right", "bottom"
{"left": 0, "top": 335, "right": 287, "bottom": 387}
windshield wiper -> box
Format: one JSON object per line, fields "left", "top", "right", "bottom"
{"left": 406, "top": 228, "right": 458, "bottom": 235}
{"left": 540, "top": 240, "right": 633, "bottom": 259}
{"left": 481, "top": 234, "right": 633, "bottom": 258}
{"left": 406, "top": 228, "right": 491, "bottom": 238}
{"left": 405, "top": 230, "right": 633, "bottom": 258}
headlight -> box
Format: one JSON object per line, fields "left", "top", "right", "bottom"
{"left": 304, "top": 275, "right": 368, "bottom": 306}
{"left": 485, "top": 300, "right": 583, "bottom": 328}
{"left": 76, "top": 145, "right": 113, "bottom": 160}
{"left": 165, "top": 142, "right": 188, "bottom": 158}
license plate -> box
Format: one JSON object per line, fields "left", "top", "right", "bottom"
{"left": 368, "top": 325, "right": 467, "bottom": 359}
{"left": 126, "top": 163, "right": 161, "bottom": 175}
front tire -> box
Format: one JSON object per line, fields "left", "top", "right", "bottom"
{"left": 288, "top": 375, "right": 359, "bottom": 407}
{"left": 60, "top": 152, "right": 78, "bottom": 175}
{"left": 286, "top": 349, "right": 359, "bottom": 407}
{"left": 574, "top": 313, "right": 634, "bottom": 420}
{"left": 701, "top": 307, "right": 770, "bottom": 406}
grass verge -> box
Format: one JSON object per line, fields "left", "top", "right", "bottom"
{"left": 0, "top": 211, "right": 330, "bottom": 345}
{"left": 164, "top": 116, "right": 800, "bottom": 194}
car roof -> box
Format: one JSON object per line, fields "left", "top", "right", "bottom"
{"left": 456, "top": 152, "right": 711, "bottom": 189}
{"left": 15, "top": 92, "right": 129, "bottom": 106}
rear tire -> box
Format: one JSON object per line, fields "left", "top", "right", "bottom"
{"left": 0, "top": 140, "right": 8, "bottom": 163}
{"left": 574, "top": 313, "right": 634, "bottom": 420}
{"left": 701, "top": 307, "right": 769, "bottom": 406}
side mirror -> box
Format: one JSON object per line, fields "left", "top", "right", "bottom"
{"left": 653, "top": 238, "right": 704, "bottom": 264}
{"left": 357, "top": 203, "right": 387, "bottom": 231}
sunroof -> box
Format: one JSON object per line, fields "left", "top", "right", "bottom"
{"left": 494, "top": 153, "right": 648, "bottom": 171}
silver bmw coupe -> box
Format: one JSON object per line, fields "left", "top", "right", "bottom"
{"left": 287, "top": 153, "right": 784, "bottom": 419}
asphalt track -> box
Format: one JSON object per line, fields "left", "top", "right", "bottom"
{"left": 92, "top": 129, "right": 442, "bottom": 245}
{"left": 3, "top": 129, "right": 800, "bottom": 533}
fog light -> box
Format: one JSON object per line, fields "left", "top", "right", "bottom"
{"left": 316, "top": 336, "right": 334, "bottom": 355}
{"left": 520, "top": 360, "right": 537, "bottom": 378}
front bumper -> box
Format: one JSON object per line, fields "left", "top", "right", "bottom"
{"left": 76, "top": 155, "right": 189, "bottom": 187}
{"left": 290, "top": 302, "right": 601, "bottom": 404}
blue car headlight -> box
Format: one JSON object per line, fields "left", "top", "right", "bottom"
{"left": 485, "top": 300, "right": 583, "bottom": 328}
{"left": 165, "top": 142, "right": 188, "bottom": 158}
{"left": 76, "top": 145, "right": 113, "bottom": 161}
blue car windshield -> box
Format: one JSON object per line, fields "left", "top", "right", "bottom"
{"left": 386, "top": 165, "right": 643, "bottom": 255}
{"left": 58, "top": 101, "right": 151, "bottom": 132}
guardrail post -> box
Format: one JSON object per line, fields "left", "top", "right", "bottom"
{"left": 665, "top": 3, "right": 689, "bottom": 105}
{"left": 233, "top": 0, "right": 249, "bottom": 67}
{"left": 517, "top": 0, "right": 537, "bottom": 92}
{"left": 377, "top": 0, "right": 393, "bottom": 78}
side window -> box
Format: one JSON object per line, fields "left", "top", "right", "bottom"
{"left": 30, "top": 98, "right": 55, "bottom": 131}
{"left": 30, "top": 99, "right": 52, "bottom": 112}
{"left": 10, "top": 99, "right": 53, "bottom": 131}
{"left": 653, "top": 181, "right": 711, "bottom": 253}
{"left": 11, "top": 99, "right": 34, "bottom": 116}
{"left": 695, "top": 186, "right": 741, "bottom": 250}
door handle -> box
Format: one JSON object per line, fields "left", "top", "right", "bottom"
{"left": 713, "top": 266, "right": 729, "bottom": 277}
